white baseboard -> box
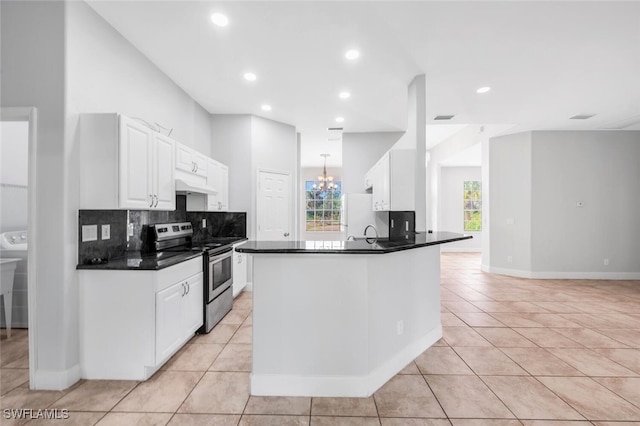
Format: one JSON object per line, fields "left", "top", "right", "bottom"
{"left": 33, "top": 364, "right": 81, "bottom": 390}
{"left": 244, "top": 280, "right": 253, "bottom": 292}
{"left": 483, "top": 265, "right": 640, "bottom": 280}
{"left": 250, "top": 326, "right": 442, "bottom": 397}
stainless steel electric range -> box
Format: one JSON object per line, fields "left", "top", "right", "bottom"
{"left": 149, "top": 222, "right": 233, "bottom": 333}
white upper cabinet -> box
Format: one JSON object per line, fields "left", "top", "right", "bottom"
{"left": 176, "top": 143, "right": 208, "bottom": 178}
{"left": 80, "top": 113, "right": 176, "bottom": 210}
{"left": 367, "top": 149, "right": 415, "bottom": 211}
{"left": 207, "top": 160, "right": 229, "bottom": 211}
{"left": 152, "top": 133, "right": 177, "bottom": 210}
{"left": 118, "top": 117, "right": 153, "bottom": 209}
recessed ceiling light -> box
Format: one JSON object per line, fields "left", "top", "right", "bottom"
{"left": 339, "top": 91, "right": 351, "bottom": 99}
{"left": 261, "top": 104, "right": 272, "bottom": 111}
{"left": 210, "top": 13, "right": 229, "bottom": 27}
{"left": 243, "top": 72, "right": 257, "bottom": 82}
{"left": 345, "top": 49, "right": 360, "bottom": 60}
{"left": 335, "top": 117, "right": 345, "bottom": 123}
{"left": 476, "top": 86, "right": 491, "bottom": 94}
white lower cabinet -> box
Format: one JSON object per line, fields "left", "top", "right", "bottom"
{"left": 232, "top": 241, "right": 247, "bottom": 297}
{"left": 155, "top": 271, "right": 203, "bottom": 364}
{"left": 80, "top": 257, "right": 203, "bottom": 380}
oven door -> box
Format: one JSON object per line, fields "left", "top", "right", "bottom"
{"left": 208, "top": 248, "right": 233, "bottom": 302}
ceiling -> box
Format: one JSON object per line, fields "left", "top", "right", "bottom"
{"left": 87, "top": 1, "right": 640, "bottom": 167}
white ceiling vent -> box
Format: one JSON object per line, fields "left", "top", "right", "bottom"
{"left": 434, "top": 115, "right": 455, "bottom": 121}
{"left": 327, "top": 127, "right": 343, "bottom": 141}
{"left": 570, "top": 113, "right": 596, "bottom": 120}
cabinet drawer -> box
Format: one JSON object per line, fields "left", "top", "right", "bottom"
{"left": 155, "top": 257, "right": 202, "bottom": 292}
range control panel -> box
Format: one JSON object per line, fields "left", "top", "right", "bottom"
{"left": 152, "top": 222, "right": 193, "bottom": 241}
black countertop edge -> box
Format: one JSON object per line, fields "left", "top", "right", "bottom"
{"left": 235, "top": 232, "right": 472, "bottom": 255}
{"left": 76, "top": 237, "right": 248, "bottom": 271}
{"left": 76, "top": 251, "right": 203, "bottom": 271}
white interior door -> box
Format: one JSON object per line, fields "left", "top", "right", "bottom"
{"left": 257, "top": 170, "right": 291, "bottom": 241}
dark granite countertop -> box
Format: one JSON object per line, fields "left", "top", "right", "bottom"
{"left": 76, "top": 250, "right": 203, "bottom": 271}
{"left": 235, "top": 232, "right": 472, "bottom": 254}
{"left": 76, "top": 237, "right": 248, "bottom": 271}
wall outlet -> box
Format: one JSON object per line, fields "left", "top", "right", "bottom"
{"left": 82, "top": 225, "right": 98, "bottom": 242}
{"left": 202, "top": 218, "right": 207, "bottom": 228}
{"left": 101, "top": 224, "right": 110, "bottom": 240}
{"left": 507, "top": 255, "right": 513, "bottom": 263}
{"left": 127, "top": 223, "right": 134, "bottom": 237}
{"left": 604, "top": 258, "right": 609, "bottom": 266}
{"left": 396, "top": 320, "right": 404, "bottom": 336}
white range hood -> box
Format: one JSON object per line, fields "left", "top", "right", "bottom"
{"left": 174, "top": 177, "right": 217, "bottom": 195}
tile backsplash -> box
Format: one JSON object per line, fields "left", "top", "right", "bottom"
{"left": 388, "top": 211, "right": 416, "bottom": 240}
{"left": 78, "top": 195, "right": 246, "bottom": 265}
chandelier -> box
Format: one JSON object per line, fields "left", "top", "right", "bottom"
{"left": 312, "top": 154, "right": 336, "bottom": 192}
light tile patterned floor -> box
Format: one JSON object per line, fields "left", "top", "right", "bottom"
{"left": 1, "top": 252, "right": 640, "bottom": 425}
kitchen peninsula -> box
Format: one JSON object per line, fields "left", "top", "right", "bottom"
{"left": 236, "top": 231, "right": 471, "bottom": 397}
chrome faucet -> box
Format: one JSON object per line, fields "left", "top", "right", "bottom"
{"left": 363, "top": 224, "right": 378, "bottom": 243}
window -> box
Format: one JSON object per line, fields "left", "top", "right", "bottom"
{"left": 463, "top": 181, "right": 482, "bottom": 231}
{"left": 305, "top": 181, "right": 342, "bottom": 231}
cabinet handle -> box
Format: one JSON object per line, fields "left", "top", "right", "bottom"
{"left": 153, "top": 194, "right": 159, "bottom": 208}
{"left": 149, "top": 194, "right": 154, "bottom": 208}
{"left": 195, "top": 163, "right": 198, "bottom": 173}
{"left": 218, "top": 201, "right": 222, "bottom": 210}
{"left": 191, "top": 162, "right": 196, "bottom": 172}
{"left": 185, "top": 281, "right": 190, "bottom": 295}
{"left": 181, "top": 282, "right": 186, "bottom": 296}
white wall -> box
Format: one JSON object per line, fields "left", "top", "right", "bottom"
{"left": 439, "top": 167, "right": 482, "bottom": 251}
{"left": 210, "top": 115, "right": 253, "bottom": 214}
{"left": 67, "top": 1, "right": 211, "bottom": 154}
{"left": 394, "top": 75, "right": 427, "bottom": 232}
{"left": 1, "top": 0, "right": 221, "bottom": 389}
{"left": 530, "top": 131, "right": 640, "bottom": 277}
{"left": 488, "top": 130, "right": 640, "bottom": 278}
{"left": 489, "top": 132, "right": 533, "bottom": 273}
{"left": 342, "top": 132, "right": 403, "bottom": 195}
{"left": 1, "top": 0, "right": 70, "bottom": 388}
{"left": 251, "top": 116, "right": 299, "bottom": 240}
{"left": 0, "top": 121, "right": 29, "bottom": 232}
{"left": 211, "top": 114, "right": 298, "bottom": 240}
{"left": 426, "top": 125, "right": 484, "bottom": 231}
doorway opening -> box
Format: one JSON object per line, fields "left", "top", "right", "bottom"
{"left": 1, "top": 107, "right": 37, "bottom": 390}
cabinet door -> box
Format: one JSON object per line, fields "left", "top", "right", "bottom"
{"left": 207, "top": 160, "right": 221, "bottom": 210}
{"left": 175, "top": 143, "right": 196, "bottom": 173}
{"left": 379, "top": 153, "right": 390, "bottom": 210}
{"left": 232, "top": 251, "right": 247, "bottom": 297}
{"left": 153, "top": 134, "right": 176, "bottom": 210}
{"left": 207, "top": 160, "right": 228, "bottom": 211}
{"left": 119, "top": 117, "right": 153, "bottom": 209}
{"left": 183, "top": 272, "right": 203, "bottom": 335}
{"left": 156, "top": 282, "right": 184, "bottom": 364}
{"left": 194, "top": 152, "right": 208, "bottom": 178}
{"left": 218, "top": 163, "right": 229, "bottom": 210}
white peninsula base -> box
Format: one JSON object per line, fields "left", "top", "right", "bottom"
{"left": 250, "top": 245, "right": 441, "bottom": 397}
